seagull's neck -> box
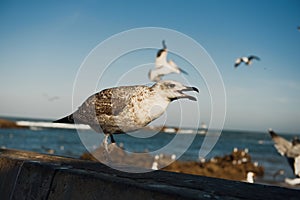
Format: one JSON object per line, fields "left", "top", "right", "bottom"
{"left": 131, "top": 89, "right": 170, "bottom": 124}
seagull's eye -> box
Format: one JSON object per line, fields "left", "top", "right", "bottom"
{"left": 168, "top": 83, "right": 176, "bottom": 88}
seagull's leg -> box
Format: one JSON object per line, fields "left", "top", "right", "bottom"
{"left": 107, "top": 134, "right": 117, "bottom": 153}
{"left": 102, "top": 134, "right": 111, "bottom": 163}
{"left": 110, "top": 134, "right": 116, "bottom": 143}
{"left": 103, "top": 134, "right": 109, "bottom": 153}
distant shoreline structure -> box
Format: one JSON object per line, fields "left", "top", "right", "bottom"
{"left": 147, "top": 122, "right": 208, "bottom": 135}
{"left": 0, "top": 117, "right": 207, "bottom": 134}
{"left": 17, "top": 120, "right": 91, "bottom": 130}
{"left": 0, "top": 117, "right": 90, "bottom": 130}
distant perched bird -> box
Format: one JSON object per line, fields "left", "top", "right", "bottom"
{"left": 54, "top": 80, "right": 198, "bottom": 151}
{"left": 246, "top": 171, "right": 255, "bottom": 183}
{"left": 149, "top": 40, "right": 188, "bottom": 82}
{"left": 234, "top": 55, "right": 260, "bottom": 68}
{"left": 268, "top": 129, "right": 300, "bottom": 184}
{"left": 272, "top": 169, "right": 285, "bottom": 180}
{"left": 41, "top": 146, "right": 55, "bottom": 154}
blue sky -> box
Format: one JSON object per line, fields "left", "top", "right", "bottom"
{"left": 0, "top": 0, "right": 300, "bottom": 133}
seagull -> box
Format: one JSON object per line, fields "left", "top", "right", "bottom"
{"left": 272, "top": 169, "right": 285, "bottom": 180}
{"left": 43, "top": 93, "right": 60, "bottom": 102}
{"left": 54, "top": 80, "right": 198, "bottom": 152}
{"left": 148, "top": 40, "right": 188, "bottom": 82}
{"left": 234, "top": 55, "right": 260, "bottom": 68}
{"left": 268, "top": 129, "right": 300, "bottom": 185}
{"left": 151, "top": 161, "right": 158, "bottom": 170}
{"left": 246, "top": 171, "right": 255, "bottom": 183}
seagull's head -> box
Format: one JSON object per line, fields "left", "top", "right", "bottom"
{"left": 153, "top": 80, "right": 199, "bottom": 101}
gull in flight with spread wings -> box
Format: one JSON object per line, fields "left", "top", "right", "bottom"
{"left": 234, "top": 55, "right": 260, "bottom": 68}
{"left": 149, "top": 40, "right": 188, "bottom": 82}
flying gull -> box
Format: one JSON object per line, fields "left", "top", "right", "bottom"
{"left": 268, "top": 129, "right": 300, "bottom": 185}
{"left": 43, "top": 93, "right": 60, "bottom": 102}
{"left": 54, "top": 80, "right": 198, "bottom": 151}
{"left": 234, "top": 55, "right": 260, "bottom": 68}
{"left": 148, "top": 40, "right": 188, "bottom": 82}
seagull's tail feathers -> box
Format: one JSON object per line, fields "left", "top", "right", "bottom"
{"left": 53, "top": 114, "right": 74, "bottom": 124}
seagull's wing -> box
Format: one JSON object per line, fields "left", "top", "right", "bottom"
{"left": 155, "top": 50, "right": 168, "bottom": 68}
{"left": 94, "top": 87, "right": 131, "bottom": 116}
{"left": 241, "top": 57, "right": 249, "bottom": 63}
{"left": 148, "top": 68, "right": 163, "bottom": 82}
{"left": 74, "top": 87, "right": 132, "bottom": 125}
{"left": 48, "top": 96, "right": 60, "bottom": 102}
{"left": 153, "top": 65, "right": 176, "bottom": 76}
{"left": 168, "top": 60, "right": 188, "bottom": 75}
{"left": 234, "top": 58, "right": 242, "bottom": 68}
{"left": 162, "top": 40, "right": 167, "bottom": 49}
{"left": 248, "top": 55, "right": 260, "bottom": 61}
{"left": 269, "top": 129, "right": 293, "bottom": 156}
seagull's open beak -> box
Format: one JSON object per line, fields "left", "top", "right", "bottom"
{"left": 178, "top": 86, "right": 199, "bottom": 101}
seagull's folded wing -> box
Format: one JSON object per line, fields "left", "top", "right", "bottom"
{"left": 270, "top": 130, "right": 293, "bottom": 156}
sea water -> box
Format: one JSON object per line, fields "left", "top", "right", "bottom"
{"left": 0, "top": 117, "right": 298, "bottom": 187}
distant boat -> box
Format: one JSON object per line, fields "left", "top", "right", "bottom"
{"left": 198, "top": 123, "right": 208, "bottom": 135}
{"left": 161, "top": 127, "right": 178, "bottom": 133}
{"left": 160, "top": 124, "right": 207, "bottom": 134}
{"left": 177, "top": 129, "right": 195, "bottom": 134}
